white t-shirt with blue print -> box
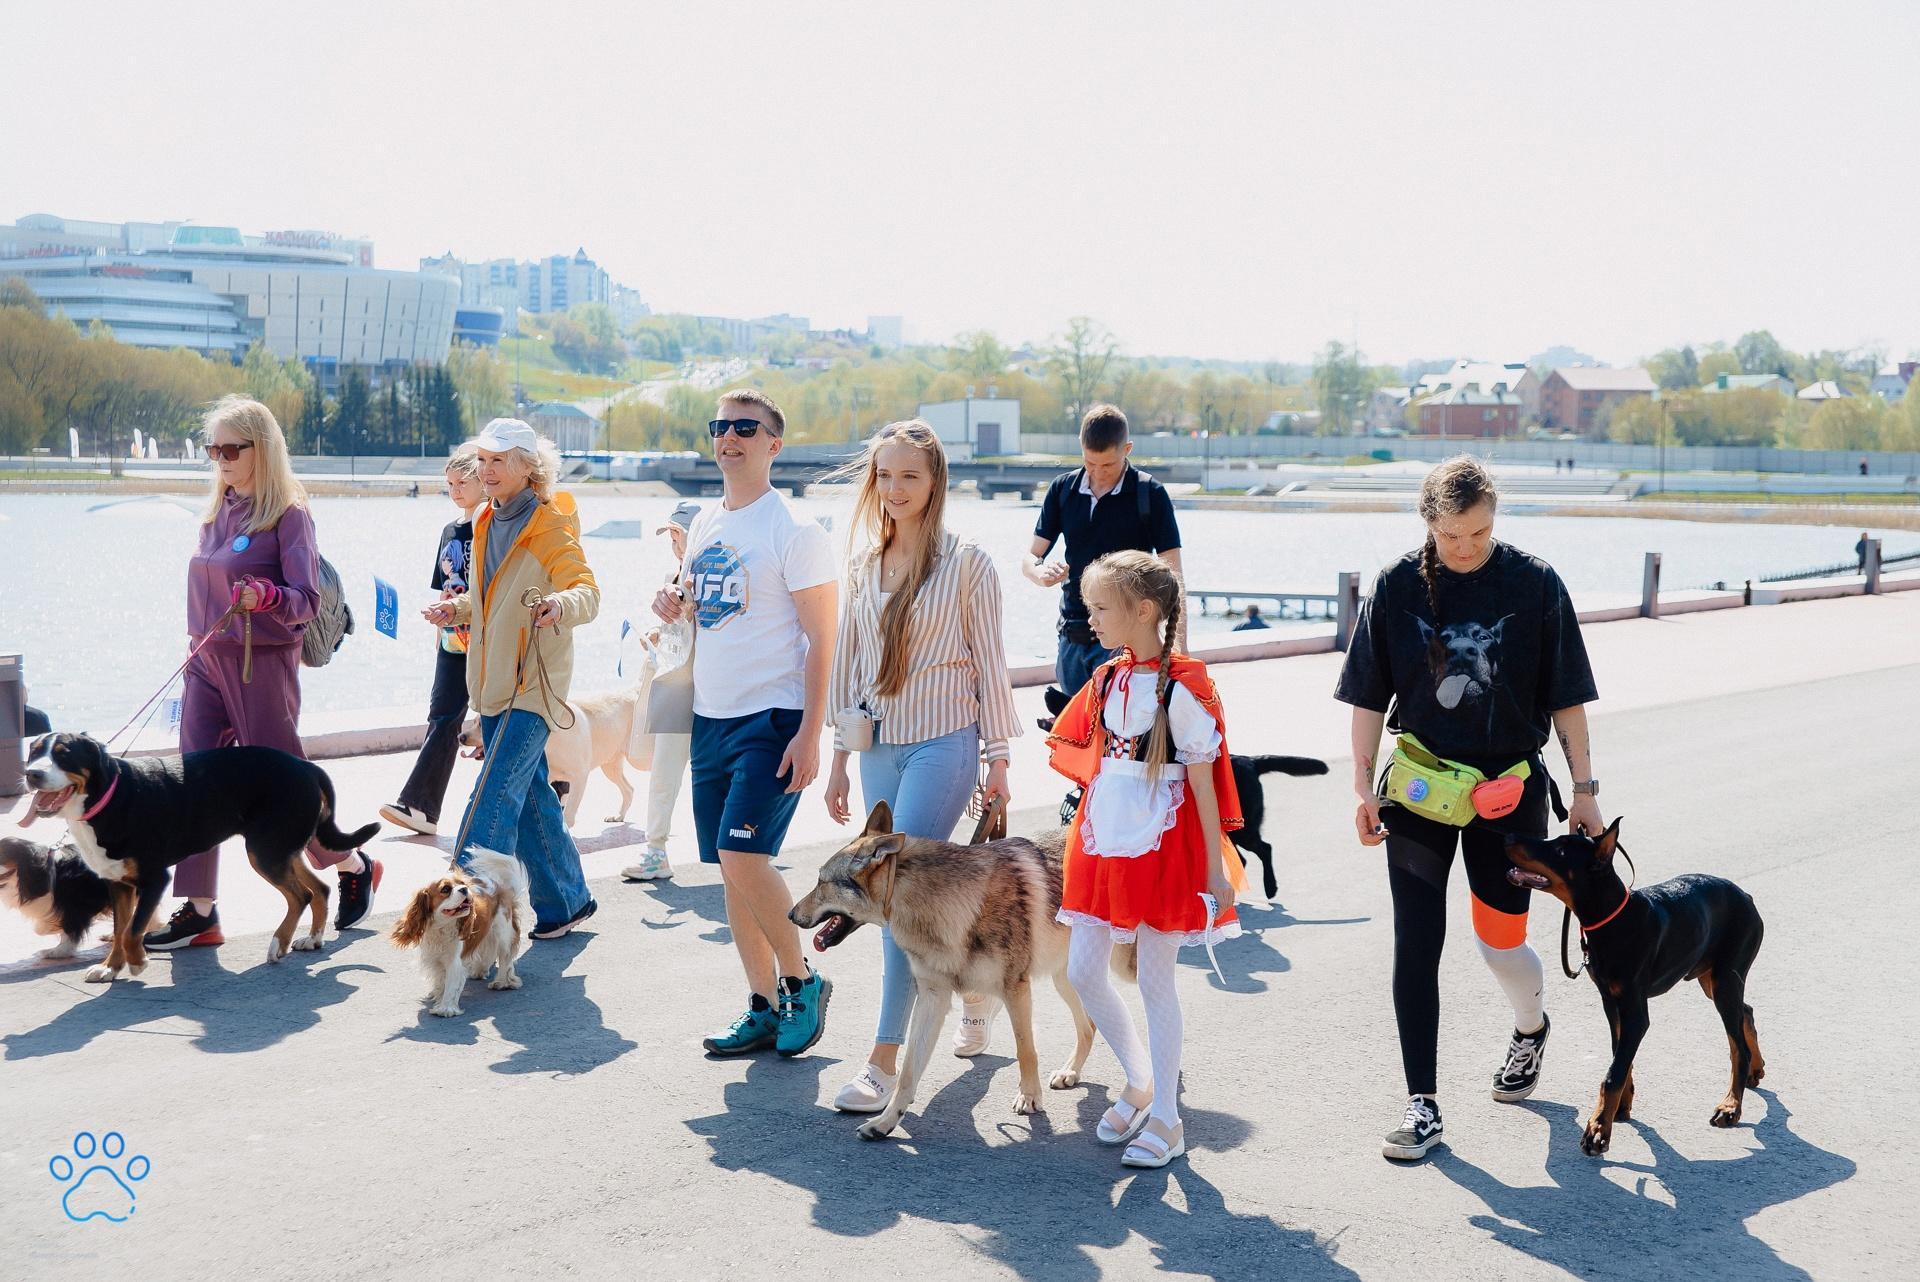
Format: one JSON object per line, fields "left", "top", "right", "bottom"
{"left": 683, "top": 489, "right": 837, "bottom": 720}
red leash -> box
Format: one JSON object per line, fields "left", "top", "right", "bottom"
{"left": 102, "top": 576, "right": 279, "bottom": 749}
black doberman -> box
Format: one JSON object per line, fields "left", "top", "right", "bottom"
{"left": 1505, "top": 818, "right": 1766, "bottom": 1155}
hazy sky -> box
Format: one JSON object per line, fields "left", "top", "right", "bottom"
{"left": 6, "top": 1, "right": 1916, "bottom": 365}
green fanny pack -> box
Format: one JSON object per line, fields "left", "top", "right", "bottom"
{"left": 1381, "top": 734, "right": 1531, "bottom": 826}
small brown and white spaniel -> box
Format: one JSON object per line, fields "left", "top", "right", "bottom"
{"left": 390, "top": 848, "right": 530, "bottom": 1017}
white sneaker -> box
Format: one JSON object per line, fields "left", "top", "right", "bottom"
{"left": 621, "top": 847, "right": 672, "bottom": 881}
{"left": 379, "top": 803, "right": 437, "bottom": 836}
{"left": 952, "top": 994, "right": 998, "bottom": 1057}
{"left": 833, "top": 1062, "right": 897, "bottom": 1113}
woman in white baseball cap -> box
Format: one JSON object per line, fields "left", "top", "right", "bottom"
{"left": 424, "top": 418, "right": 602, "bottom": 938}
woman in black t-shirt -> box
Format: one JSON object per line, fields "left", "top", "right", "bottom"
{"left": 380, "top": 446, "right": 484, "bottom": 836}
{"left": 1334, "top": 455, "right": 1603, "bottom": 1162}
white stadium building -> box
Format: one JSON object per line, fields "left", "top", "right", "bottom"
{"left": 3, "top": 214, "right": 458, "bottom": 377}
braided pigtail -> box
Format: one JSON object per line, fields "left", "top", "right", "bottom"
{"left": 1419, "top": 533, "right": 1446, "bottom": 677}
{"left": 1143, "top": 590, "right": 1180, "bottom": 782}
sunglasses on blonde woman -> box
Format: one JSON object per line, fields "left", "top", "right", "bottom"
{"left": 207, "top": 443, "right": 255, "bottom": 462}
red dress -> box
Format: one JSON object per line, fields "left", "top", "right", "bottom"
{"left": 1047, "top": 653, "right": 1245, "bottom": 945}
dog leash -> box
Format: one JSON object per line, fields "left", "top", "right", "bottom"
{"left": 1559, "top": 844, "right": 1638, "bottom": 980}
{"left": 100, "top": 575, "right": 276, "bottom": 750}
{"left": 448, "top": 587, "right": 575, "bottom": 865}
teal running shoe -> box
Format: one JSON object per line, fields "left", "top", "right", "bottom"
{"left": 703, "top": 1001, "right": 779, "bottom": 1056}
{"left": 775, "top": 970, "right": 833, "bottom": 1057}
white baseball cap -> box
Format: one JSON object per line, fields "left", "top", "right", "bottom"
{"left": 472, "top": 418, "right": 539, "bottom": 453}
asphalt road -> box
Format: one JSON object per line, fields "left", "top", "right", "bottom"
{"left": 3, "top": 663, "right": 1913, "bottom": 1280}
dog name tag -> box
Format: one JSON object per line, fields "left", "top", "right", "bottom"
{"left": 232, "top": 534, "right": 251, "bottom": 552}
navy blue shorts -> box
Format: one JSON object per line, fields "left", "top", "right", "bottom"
{"left": 691, "top": 708, "right": 805, "bottom": 864}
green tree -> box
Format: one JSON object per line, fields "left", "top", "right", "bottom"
{"left": 1647, "top": 345, "right": 1699, "bottom": 390}
{"left": 1697, "top": 350, "right": 1742, "bottom": 383}
{"left": 1, "top": 275, "right": 45, "bottom": 316}
{"left": 1804, "top": 395, "right": 1887, "bottom": 450}
{"left": 1310, "top": 340, "right": 1378, "bottom": 435}
{"left": 1047, "top": 316, "right": 1119, "bottom": 427}
{"left": 952, "top": 330, "right": 1011, "bottom": 379}
{"left": 445, "top": 343, "right": 511, "bottom": 426}
{"left": 1734, "top": 330, "right": 1793, "bottom": 378}
{"left": 331, "top": 369, "right": 371, "bottom": 455}
{"left": 240, "top": 341, "right": 312, "bottom": 436}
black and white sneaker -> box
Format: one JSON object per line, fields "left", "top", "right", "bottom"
{"left": 143, "top": 903, "right": 223, "bottom": 950}
{"left": 531, "top": 897, "right": 597, "bottom": 940}
{"left": 334, "top": 855, "right": 383, "bottom": 931}
{"left": 1383, "top": 1096, "right": 1444, "bottom": 1161}
{"left": 1492, "top": 1012, "right": 1551, "bottom": 1102}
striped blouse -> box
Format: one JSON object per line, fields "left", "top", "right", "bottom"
{"left": 829, "top": 532, "right": 1024, "bottom": 761}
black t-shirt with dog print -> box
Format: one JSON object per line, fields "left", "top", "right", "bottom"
{"left": 1334, "top": 541, "right": 1597, "bottom": 772}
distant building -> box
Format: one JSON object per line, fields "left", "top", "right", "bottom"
{"left": 1796, "top": 380, "right": 1849, "bottom": 402}
{"left": 867, "top": 315, "right": 904, "bottom": 350}
{"left": 610, "top": 282, "right": 650, "bottom": 329}
{"left": 8, "top": 215, "right": 454, "bottom": 374}
{"left": 1539, "top": 366, "right": 1657, "bottom": 434}
{"left": 528, "top": 401, "right": 601, "bottom": 454}
{"left": 1701, "top": 372, "right": 1795, "bottom": 398}
{"left": 1369, "top": 386, "right": 1412, "bottom": 434}
{"left": 691, "top": 312, "right": 811, "bottom": 353}
{"left": 918, "top": 396, "right": 1021, "bottom": 460}
{"left": 1415, "top": 360, "right": 1540, "bottom": 424}
{"left": 1870, "top": 362, "right": 1915, "bottom": 402}
{"left": 1417, "top": 386, "right": 1522, "bottom": 438}
{"left": 453, "top": 306, "right": 505, "bottom": 347}
{"left": 420, "top": 247, "right": 638, "bottom": 331}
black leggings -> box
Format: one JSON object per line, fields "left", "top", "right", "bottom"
{"left": 1383, "top": 775, "right": 1547, "bottom": 1096}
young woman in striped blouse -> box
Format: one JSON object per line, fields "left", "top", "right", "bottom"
{"left": 823, "top": 419, "right": 1023, "bottom": 1114}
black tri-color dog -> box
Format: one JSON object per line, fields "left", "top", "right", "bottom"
{"left": 1505, "top": 819, "right": 1766, "bottom": 1155}
{"left": 23, "top": 732, "right": 380, "bottom": 983}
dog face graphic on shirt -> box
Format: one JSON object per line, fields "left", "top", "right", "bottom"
{"left": 687, "top": 543, "right": 748, "bottom": 630}
{"left": 1412, "top": 613, "right": 1512, "bottom": 710}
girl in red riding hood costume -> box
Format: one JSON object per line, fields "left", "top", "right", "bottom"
{"left": 1046, "top": 549, "right": 1246, "bottom": 1170}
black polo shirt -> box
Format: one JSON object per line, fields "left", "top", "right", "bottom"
{"left": 1033, "top": 464, "right": 1181, "bottom": 641}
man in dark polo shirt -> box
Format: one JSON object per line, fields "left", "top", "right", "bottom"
{"left": 1024, "top": 404, "right": 1184, "bottom": 699}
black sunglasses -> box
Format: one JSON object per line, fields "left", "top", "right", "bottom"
{"left": 708, "top": 418, "right": 777, "bottom": 439}
{"left": 207, "top": 442, "right": 255, "bottom": 462}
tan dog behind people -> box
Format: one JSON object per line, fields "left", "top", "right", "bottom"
{"left": 461, "top": 661, "right": 655, "bottom": 829}
{"left": 791, "top": 801, "right": 1135, "bottom": 1141}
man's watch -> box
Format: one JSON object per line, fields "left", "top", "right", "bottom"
{"left": 1572, "top": 779, "right": 1600, "bottom": 797}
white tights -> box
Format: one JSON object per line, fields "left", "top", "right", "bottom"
{"left": 1066, "top": 921, "right": 1185, "bottom": 1127}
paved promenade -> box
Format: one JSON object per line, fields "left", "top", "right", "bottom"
{"left": 3, "top": 593, "right": 1914, "bottom": 1278}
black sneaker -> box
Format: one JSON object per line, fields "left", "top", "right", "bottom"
{"left": 1383, "top": 1096, "right": 1444, "bottom": 1161}
{"left": 1492, "top": 1013, "right": 1551, "bottom": 1102}
{"left": 143, "top": 903, "right": 224, "bottom": 950}
{"left": 334, "top": 855, "right": 383, "bottom": 930}
{"left": 531, "top": 896, "right": 597, "bottom": 940}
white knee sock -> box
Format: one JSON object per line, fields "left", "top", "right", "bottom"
{"left": 1477, "top": 939, "right": 1545, "bottom": 1034}
{"left": 1134, "top": 926, "right": 1186, "bottom": 1127}
{"left": 1066, "top": 922, "right": 1150, "bottom": 1094}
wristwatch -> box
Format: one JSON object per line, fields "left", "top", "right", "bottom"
{"left": 1572, "top": 779, "right": 1600, "bottom": 797}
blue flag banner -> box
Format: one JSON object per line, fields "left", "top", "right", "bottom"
{"left": 163, "top": 697, "right": 183, "bottom": 733}
{"left": 617, "top": 618, "right": 632, "bottom": 677}
{"left": 374, "top": 578, "right": 399, "bottom": 639}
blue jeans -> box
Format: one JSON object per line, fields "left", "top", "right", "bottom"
{"left": 859, "top": 724, "right": 980, "bottom": 1045}
{"left": 1055, "top": 635, "right": 1115, "bottom": 701}
{"left": 454, "top": 709, "right": 592, "bottom": 927}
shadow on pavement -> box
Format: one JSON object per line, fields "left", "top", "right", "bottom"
{"left": 1431, "top": 1089, "right": 1855, "bottom": 1280}
{"left": 632, "top": 878, "right": 732, "bottom": 945}
{"left": 1185, "top": 901, "right": 1371, "bottom": 994}
{"left": 386, "top": 931, "right": 638, "bottom": 1076}
{"left": 686, "top": 1054, "right": 1360, "bottom": 1281}
{"left": 1, "top": 947, "right": 383, "bottom": 1059}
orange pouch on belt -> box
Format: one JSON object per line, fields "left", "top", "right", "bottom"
{"left": 1470, "top": 774, "right": 1527, "bottom": 820}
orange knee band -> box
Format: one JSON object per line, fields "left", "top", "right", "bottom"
{"left": 1471, "top": 895, "right": 1529, "bottom": 949}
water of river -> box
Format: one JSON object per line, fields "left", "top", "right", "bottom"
{"left": 0, "top": 491, "right": 1906, "bottom": 734}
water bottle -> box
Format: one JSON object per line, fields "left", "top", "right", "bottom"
{"left": 653, "top": 586, "right": 693, "bottom": 674}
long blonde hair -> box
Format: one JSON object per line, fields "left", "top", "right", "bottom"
{"left": 835, "top": 419, "right": 950, "bottom": 698}
{"left": 1081, "top": 549, "right": 1184, "bottom": 780}
{"left": 201, "top": 394, "right": 306, "bottom": 534}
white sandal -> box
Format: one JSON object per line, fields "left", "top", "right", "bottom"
{"left": 1096, "top": 1093, "right": 1152, "bottom": 1144}
{"left": 1122, "top": 1118, "right": 1186, "bottom": 1168}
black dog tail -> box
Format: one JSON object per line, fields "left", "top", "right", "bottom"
{"left": 1246, "top": 755, "right": 1329, "bottom": 777}
{"left": 313, "top": 772, "right": 381, "bottom": 852}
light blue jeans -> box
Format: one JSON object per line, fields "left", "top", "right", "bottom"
{"left": 859, "top": 724, "right": 980, "bottom": 1045}
{"left": 455, "top": 710, "right": 593, "bottom": 927}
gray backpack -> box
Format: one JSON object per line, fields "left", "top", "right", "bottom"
{"left": 301, "top": 556, "right": 354, "bottom": 668}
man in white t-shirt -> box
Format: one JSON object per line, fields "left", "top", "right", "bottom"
{"left": 652, "top": 388, "right": 840, "bottom": 1059}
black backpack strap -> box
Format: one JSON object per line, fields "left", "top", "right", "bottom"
{"left": 1133, "top": 467, "right": 1154, "bottom": 521}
